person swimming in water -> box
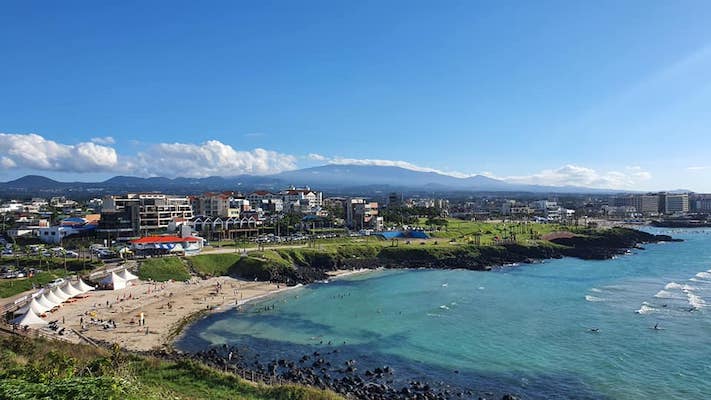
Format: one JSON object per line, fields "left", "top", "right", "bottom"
{"left": 589, "top": 327, "right": 600, "bottom": 333}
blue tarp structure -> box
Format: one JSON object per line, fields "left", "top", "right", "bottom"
{"left": 376, "top": 230, "right": 430, "bottom": 240}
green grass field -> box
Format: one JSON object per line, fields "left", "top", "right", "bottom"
{"left": 0, "top": 256, "right": 101, "bottom": 298}
{"left": 137, "top": 258, "right": 191, "bottom": 282}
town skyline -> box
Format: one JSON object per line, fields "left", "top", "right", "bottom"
{"left": 2, "top": 2, "right": 711, "bottom": 191}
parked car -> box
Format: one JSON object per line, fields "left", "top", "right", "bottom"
{"left": 49, "top": 278, "right": 65, "bottom": 287}
{"left": 1, "top": 249, "right": 12, "bottom": 255}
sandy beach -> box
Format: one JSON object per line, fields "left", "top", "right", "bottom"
{"left": 39, "top": 269, "right": 369, "bottom": 352}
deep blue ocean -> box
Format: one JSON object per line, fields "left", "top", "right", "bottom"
{"left": 177, "top": 229, "right": 711, "bottom": 399}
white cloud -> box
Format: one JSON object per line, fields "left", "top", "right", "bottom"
{"left": 128, "top": 140, "right": 297, "bottom": 178}
{"left": 90, "top": 136, "right": 115, "bottom": 145}
{"left": 499, "top": 164, "right": 652, "bottom": 189}
{"left": 307, "top": 153, "right": 327, "bottom": 161}
{"left": 687, "top": 166, "right": 709, "bottom": 171}
{"left": 0, "top": 133, "right": 118, "bottom": 172}
{"left": 322, "top": 156, "right": 472, "bottom": 178}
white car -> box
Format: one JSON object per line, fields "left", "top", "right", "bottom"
{"left": 49, "top": 278, "right": 65, "bottom": 287}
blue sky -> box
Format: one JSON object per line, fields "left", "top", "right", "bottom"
{"left": 1, "top": 1, "right": 711, "bottom": 190}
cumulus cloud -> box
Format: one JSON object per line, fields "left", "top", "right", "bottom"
{"left": 0, "top": 133, "right": 118, "bottom": 172}
{"left": 499, "top": 164, "right": 652, "bottom": 189}
{"left": 128, "top": 140, "right": 297, "bottom": 178}
{"left": 90, "top": 136, "right": 115, "bottom": 145}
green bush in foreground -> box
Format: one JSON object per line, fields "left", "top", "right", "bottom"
{"left": 0, "top": 335, "right": 343, "bottom": 400}
{"left": 137, "top": 258, "right": 191, "bottom": 282}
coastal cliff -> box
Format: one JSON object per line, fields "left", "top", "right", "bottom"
{"left": 188, "top": 228, "right": 677, "bottom": 285}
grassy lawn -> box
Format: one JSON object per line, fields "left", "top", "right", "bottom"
{"left": 137, "top": 257, "right": 191, "bottom": 282}
{"left": 0, "top": 270, "right": 69, "bottom": 298}
{"left": 0, "top": 256, "right": 100, "bottom": 298}
{"left": 189, "top": 253, "right": 242, "bottom": 276}
{"left": 422, "top": 218, "right": 572, "bottom": 245}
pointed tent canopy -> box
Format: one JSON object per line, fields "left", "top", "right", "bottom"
{"left": 43, "top": 290, "right": 64, "bottom": 305}
{"left": 69, "top": 281, "right": 85, "bottom": 294}
{"left": 100, "top": 272, "right": 127, "bottom": 290}
{"left": 55, "top": 284, "right": 75, "bottom": 299}
{"left": 60, "top": 282, "right": 83, "bottom": 297}
{"left": 14, "top": 297, "right": 47, "bottom": 316}
{"left": 51, "top": 286, "right": 71, "bottom": 302}
{"left": 35, "top": 294, "right": 56, "bottom": 312}
{"left": 11, "top": 309, "right": 48, "bottom": 327}
{"left": 117, "top": 269, "right": 139, "bottom": 281}
{"left": 75, "top": 278, "right": 95, "bottom": 292}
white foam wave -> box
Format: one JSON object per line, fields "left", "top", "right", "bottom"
{"left": 439, "top": 305, "right": 450, "bottom": 310}
{"left": 635, "top": 304, "right": 656, "bottom": 314}
{"left": 687, "top": 293, "right": 706, "bottom": 309}
{"left": 585, "top": 295, "right": 604, "bottom": 302}
{"left": 695, "top": 272, "right": 711, "bottom": 280}
{"left": 590, "top": 288, "right": 603, "bottom": 293}
{"left": 665, "top": 282, "right": 697, "bottom": 291}
{"left": 654, "top": 290, "right": 683, "bottom": 299}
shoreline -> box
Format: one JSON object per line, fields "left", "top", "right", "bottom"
{"left": 28, "top": 268, "right": 375, "bottom": 352}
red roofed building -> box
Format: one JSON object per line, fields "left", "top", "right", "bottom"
{"left": 130, "top": 235, "right": 204, "bottom": 256}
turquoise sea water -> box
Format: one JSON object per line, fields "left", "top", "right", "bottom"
{"left": 178, "top": 229, "right": 711, "bottom": 399}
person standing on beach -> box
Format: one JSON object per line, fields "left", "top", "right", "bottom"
{"left": 139, "top": 312, "right": 145, "bottom": 326}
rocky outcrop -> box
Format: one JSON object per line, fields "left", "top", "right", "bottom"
{"left": 267, "top": 228, "right": 679, "bottom": 285}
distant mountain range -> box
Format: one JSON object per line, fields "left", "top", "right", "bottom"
{"left": 0, "top": 164, "right": 630, "bottom": 197}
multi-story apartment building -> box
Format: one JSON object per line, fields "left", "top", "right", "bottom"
{"left": 345, "top": 198, "right": 381, "bottom": 230}
{"left": 191, "top": 192, "right": 242, "bottom": 218}
{"left": 248, "top": 187, "right": 323, "bottom": 213}
{"left": 664, "top": 194, "right": 690, "bottom": 214}
{"left": 100, "top": 193, "right": 193, "bottom": 233}
{"left": 612, "top": 194, "right": 660, "bottom": 215}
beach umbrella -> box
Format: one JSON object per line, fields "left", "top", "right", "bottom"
{"left": 75, "top": 278, "right": 95, "bottom": 292}
{"left": 10, "top": 309, "right": 47, "bottom": 327}
{"left": 14, "top": 297, "right": 47, "bottom": 316}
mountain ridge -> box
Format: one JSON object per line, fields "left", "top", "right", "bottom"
{"left": 0, "top": 164, "right": 633, "bottom": 196}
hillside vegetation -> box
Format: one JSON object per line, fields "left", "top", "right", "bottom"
{"left": 0, "top": 334, "right": 343, "bottom": 400}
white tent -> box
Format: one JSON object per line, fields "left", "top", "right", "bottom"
{"left": 61, "top": 282, "right": 83, "bottom": 297}
{"left": 117, "top": 269, "right": 139, "bottom": 281}
{"left": 43, "top": 290, "right": 64, "bottom": 305}
{"left": 69, "top": 281, "right": 85, "bottom": 294}
{"left": 10, "top": 309, "right": 47, "bottom": 327}
{"left": 38, "top": 294, "right": 59, "bottom": 310}
{"left": 75, "top": 278, "right": 95, "bottom": 292}
{"left": 14, "top": 297, "right": 48, "bottom": 316}
{"left": 51, "top": 286, "right": 71, "bottom": 302}
{"left": 35, "top": 294, "right": 56, "bottom": 311}
{"left": 100, "top": 272, "right": 127, "bottom": 290}
{"left": 55, "top": 284, "right": 75, "bottom": 299}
